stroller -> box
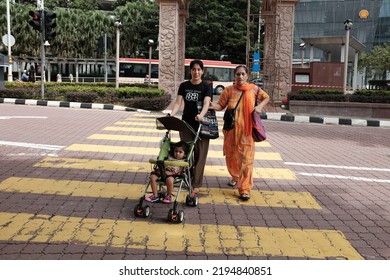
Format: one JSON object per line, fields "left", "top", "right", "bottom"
{"left": 133, "top": 116, "right": 201, "bottom": 223}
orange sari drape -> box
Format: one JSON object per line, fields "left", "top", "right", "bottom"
{"left": 217, "top": 84, "right": 263, "bottom": 195}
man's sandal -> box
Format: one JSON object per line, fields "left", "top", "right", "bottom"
{"left": 228, "top": 179, "right": 238, "bottom": 187}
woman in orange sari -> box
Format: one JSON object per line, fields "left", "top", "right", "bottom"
{"left": 211, "top": 65, "right": 269, "bottom": 200}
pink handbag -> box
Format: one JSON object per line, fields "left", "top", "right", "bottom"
{"left": 252, "top": 111, "right": 266, "bottom": 142}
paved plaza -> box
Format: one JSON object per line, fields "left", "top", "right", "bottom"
{"left": 0, "top": 103, "right": 389, "bottom": 260}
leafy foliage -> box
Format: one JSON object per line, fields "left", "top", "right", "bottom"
{"left": 288, "top": 89, "right": 390, "bottom": 103}
{"left": 359, "top": 44, "right": 390, "bottom": 78}
{"left": 186, "top": 0, "right": 260, "bottom": 63}
{"left": 1, "top": 0, "right": 260, "bottom": 63}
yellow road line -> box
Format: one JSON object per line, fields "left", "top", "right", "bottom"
{"left": 129, "top": 114, "right": 166, "bottom": 119}
{"left": 87, "top": 134, "right": 272, "bottom": 147}
{"left": 104, "top": 126, "right": 225, "bottom": 135}
{"left": 35, "top": 157, "right": 295, "bottom": 180}
{"left": 114, "top": 121, "right": 157, "bottom": 127}
{"left": 103, "top": 126, "right": 165, "bottom": 133}
{"left": 0, "top": 177, "right": 311, "bottom": 208}
{"left": 0, "top": 212, "right": 362, "bottom": 259}
{"left": 64, "top": 144, "right": 282, "bottom": 161}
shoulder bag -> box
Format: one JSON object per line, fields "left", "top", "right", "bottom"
{"left": 199, "top": 108, "right": 219, "bottom": 139}
{"left": 252, "top": 89, "right": 267, "bottom": 142}
{"left": 197, "top": 84, "right": 219, "bottom": 139}
{"left": 223, "top": 91, "right": 244, "bottom": 131}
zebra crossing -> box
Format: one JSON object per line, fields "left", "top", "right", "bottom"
{"left": 0, "top": 113, "right": 363, "bottom": 259}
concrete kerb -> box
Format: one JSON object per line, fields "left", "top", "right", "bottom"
{"left": 219, "top": 111, "right": 390, "bottom": 128}
{"left": 2, "top": 97, "right": 389, "bottom": 128}
{"left": 0, "top": 97, "right": 150, "bottom": 113}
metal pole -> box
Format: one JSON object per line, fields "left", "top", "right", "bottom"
{"left": 343, "top": 19, "right": 352, "bottom": 95}
{"left": 6, "top": 0, "right": 13, "bottom": 82}
{"left": 148, "top": 45, "right": 152, "bottom": 85}
{"left": 40, "top": 0, "right": 45, "bottom": 99}
{"left": 104, "top": 33, "right": 107, "bottom": 83}
{"left": 115, "top": 21, "right": 121, "bottom": 89}
{"left": 246, "top": 0, "right": 251, "bottom": 68}
{"left": 343, "top": 31, "right": 350, "bottom": 94}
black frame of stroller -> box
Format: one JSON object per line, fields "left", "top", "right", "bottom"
{"left": 133, "top": 116, "right": 202, "bottom": 223}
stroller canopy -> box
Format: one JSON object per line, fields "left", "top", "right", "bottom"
{"left": 157, "top": 116, "right": 196, "bottom": 135}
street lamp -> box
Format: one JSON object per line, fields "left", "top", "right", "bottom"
{"left": 147, "top": 39, "right": 154, "bottom": 85}
{"left": 6, "top": 0, "right": 12, "bottom": 82}
{"left": 343, "top": 19, "right": 353, "bottom": 94}
{"left": 299, "top": 43, "right": 306, "bottom": 67}
{"left": 114, "top": 19, "right": 122, "bottom": 89}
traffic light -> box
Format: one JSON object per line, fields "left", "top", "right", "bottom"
{"left": 28, "top": 10, "right": 41, "bottom": 32}
{"left": 44, "top": 11, "right": 57, "bottom": 41}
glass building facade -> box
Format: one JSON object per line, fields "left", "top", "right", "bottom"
{"left": 293, "top": 0, "right": 390, "bottom": 61}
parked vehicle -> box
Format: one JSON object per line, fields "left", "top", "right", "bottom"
{"left": 250, "top": 78, "right": 263, "bottom": 88}
{"left": 119, "top": 58, "right": 239, "bottom": 95}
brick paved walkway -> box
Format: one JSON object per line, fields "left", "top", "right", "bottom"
{"left": 0, "top": 104, "right": 389, "bottom": 260}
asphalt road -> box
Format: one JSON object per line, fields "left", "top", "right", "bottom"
{"left": 0, "top": 104, "right": 389, "bottom": 260}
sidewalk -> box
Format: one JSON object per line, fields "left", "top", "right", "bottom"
{"left": 2, "top": 96, "right": 390, "bottom": 128}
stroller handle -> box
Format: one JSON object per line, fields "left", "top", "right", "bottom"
{"left": 149, "top": 159, "right": 189, "bottom": 167}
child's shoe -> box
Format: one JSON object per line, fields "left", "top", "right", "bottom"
{"left": 145, "top": 194, "right": 160, "bottom": 203}
{"left": 162, "top": 195, "right": 172, "bottom": 204}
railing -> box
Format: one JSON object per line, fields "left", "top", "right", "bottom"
{"left": 34, "top": 76, "right": 117, "bottom": 83}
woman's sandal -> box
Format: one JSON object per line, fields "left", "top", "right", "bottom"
{"left": 240, "top": 193, "right": 250, "bottom": 201}
{"left": 228, "top": 179, "right": 238, "bottom": 187}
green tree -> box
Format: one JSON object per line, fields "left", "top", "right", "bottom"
{"left": 186, "top": 0, "right": 260, "bottom": 63}
{"left": 0, "top": 2, "right": 42, "bottom": 57}
{"left": 113, "top": 1, "right": 159, "bottom": 57}
{"left": 44, "top": 0, "right": 99, "bottom": 11}
{"left": 1, "top": 0, "right": 260, "bottom": 63}
{"left": 359, "top": 44, "right": 390, "bottom": 79}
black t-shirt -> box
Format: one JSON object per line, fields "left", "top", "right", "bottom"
{"left": 178, "top": 80, "right": 212, "bottom": 130}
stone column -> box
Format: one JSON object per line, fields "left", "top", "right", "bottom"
{"left": 157, "top": 0, "right": 189, "bottom": 100}
{"left": 262, "top": 0, "right": 299, "bottom": 101}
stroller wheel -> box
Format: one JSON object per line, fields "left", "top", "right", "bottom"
{"left": 192, "top": 196, "right": 199, "bottom": 207}
{"left": 133, "top": 204, "right": 143, "bottom": 217}
{"left": 167, "top": 209, "right": 174, "bottom": 222}
{"left": 185, "top": 194, "right": 199, "bottom": 207}
{"left": 177, "top": 210, "right": 184, "bottom": 223}
{"left": 167, "top": 209, "right": 184, "bottom": 223}
{"left": 185, "top": 194, "right": 192, "bottom": 205}
{"left": 142, "top": 205, "right": 151, "bottom": 218}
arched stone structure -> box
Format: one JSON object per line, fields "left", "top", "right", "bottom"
{"left": 157, "top": 0, "right": 189, "bottom": 99}
{"left": 262, "top": 0, "right": 299, "bottom": 102}
{"left": 156, "top": 0, "right": 298, "bottom": 103}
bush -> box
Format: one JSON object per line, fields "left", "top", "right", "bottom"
{"left": 121, "top": 94, "right": 172, "bottom": 111}
{"left": 66, "top": 92, "right": 99, "bottom": 103}
{"left": 288, "top": 89, "right": 390, "bottom": 103}
{"left": 368, "top": 80, "right": 390, "bottom": 90}
{"left": 0, "top": 87, "right": 39, "bottom": 99}
{"left": 288, "top": 92, "right": 346, "bottom": 102}
{"left": 0, "top": 82, "right": 169, "bottom": 110}
{"left": 116, "top": 86, "right": 164, "bottom": 99}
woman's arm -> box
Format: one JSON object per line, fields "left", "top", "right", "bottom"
{"left": 195, "top": 96, "right": 211, "bottom": 121}
{"left": 254, "top": 88, "right": 270, "bottom": 114}
{"left": 210, "top": 102, "right": 223, "bottom": 111}
{"left": 254, "top": 98, "right": 269, "bottom": 114}
{"left": 211, "top": 87, "right": 230, "bottom": 111}
{"left": 170, "top": 95, "right": 184, "bottom": 117}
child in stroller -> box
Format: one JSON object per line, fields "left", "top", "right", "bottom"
{"left": 145, "top": 141, "right": 189, "bottom": 204}
{"left": 134, "top": 116, "right": 200, "bottom": 223}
